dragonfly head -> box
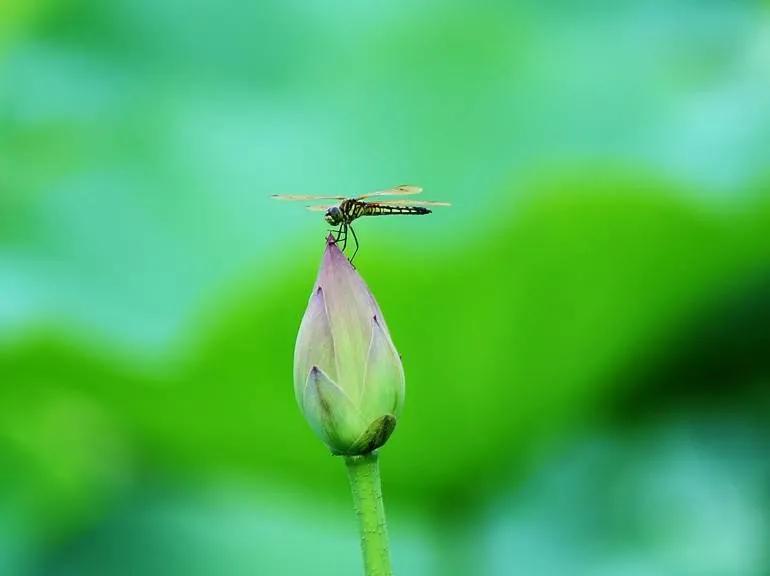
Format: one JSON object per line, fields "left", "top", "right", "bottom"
{"left": 324, "top": 206, "right": 343, "bottom": 226}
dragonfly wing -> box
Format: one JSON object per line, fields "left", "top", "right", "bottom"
{"left": 357, "top": 185, "right": 423, "bottom": 199}
{"left": 305, "top": 204, "right": 335, "bottom": 212}
{"left": 272, "top": 194, "right": 347, "bottom": 201}
{"left": 370, "top": 199, "right": 451, "bottom": 207}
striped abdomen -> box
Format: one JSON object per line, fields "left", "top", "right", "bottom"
{"left": 347, "top": 201, "right": 431, "bottom": 220}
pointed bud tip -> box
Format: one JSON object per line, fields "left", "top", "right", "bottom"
{"left": 322, "top": 234, "right": 353, "bottom": 271}
{"left": 324, "top": 235, "right": 342, "bottom": 257}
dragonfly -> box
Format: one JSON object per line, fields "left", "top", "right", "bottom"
{"left": 272, "top": 185, "right": 450, "bottom": 261}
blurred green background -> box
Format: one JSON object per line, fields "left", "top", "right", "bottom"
{"left": 2, "top": 1, "right": 770, "bottom": 574}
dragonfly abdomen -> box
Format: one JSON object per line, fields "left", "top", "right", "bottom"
{"left": 355, "top": 202, "right": 431, "bottom": 218}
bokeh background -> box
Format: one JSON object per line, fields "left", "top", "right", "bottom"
{"left": 2, "top": 1, "right": 770, "bottom": 574}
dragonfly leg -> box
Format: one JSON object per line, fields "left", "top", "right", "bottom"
{"left": 349, "top": 223, "right": 360, "bottom": 263}
{"left": 341, "top": 223, "right": 348, "bottom": 251}
{"left": 331, "top": 224, "right": 344, "bottom": 243}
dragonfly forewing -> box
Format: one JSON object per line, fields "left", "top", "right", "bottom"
{"left": 357, "top": 185, "right": 423, "bottom": 199}
{"left": 272, "top": 194, "right": 347, "bottom": 201}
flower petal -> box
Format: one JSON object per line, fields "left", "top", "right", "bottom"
{"left": 302, "top": 366, "right": 366, "bottom": 454}
{"left": 360, "top": 315, "right": 405, "bottom": 421}
{"left": 314, "top": 239, "right": 384, "bottom": 397}
{"left": 349, "top": 414, "right": 397, "bottom": 455}
{"left": 293, "top": 286, "right": 337, "bottom": 403}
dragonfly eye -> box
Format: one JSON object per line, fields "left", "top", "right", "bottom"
{"left": 324, "top": 207, "right": 342, "bottom": 225}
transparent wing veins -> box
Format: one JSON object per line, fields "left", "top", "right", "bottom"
{"left": 272, "top": 194, "right": 346, "bottom": 201}
{"left": 357, "top": 185, "right": 423, "bottom": 199}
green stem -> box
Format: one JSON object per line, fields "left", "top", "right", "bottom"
{"left": 344, "top": 453, "right": 393, "bottom": 576}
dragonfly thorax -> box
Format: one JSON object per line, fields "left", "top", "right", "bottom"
{"left": 324, "top": 206, "right": 344, "bottom": 225}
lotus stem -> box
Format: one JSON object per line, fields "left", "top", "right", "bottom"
{"left": 344, "top": 453, "right": 393, "bottom": 576}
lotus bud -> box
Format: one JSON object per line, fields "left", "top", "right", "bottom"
{"left": 293, "top": 236, "right": 405, "bottom": 455}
